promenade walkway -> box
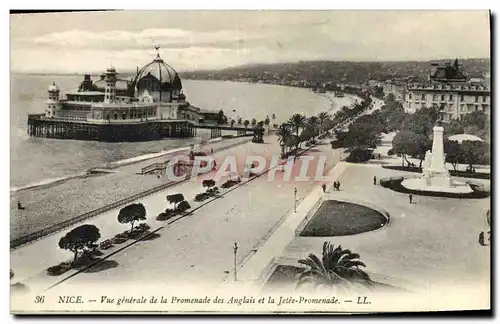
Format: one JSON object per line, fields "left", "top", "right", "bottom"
{"left": 10, "top": 136, "right": 252, "bottom": 241}
{"left": 11, "top": 135, "right": 340, "bottom": 289}
{"left": 20, "top": 139, "right": 342, "bottom": 295}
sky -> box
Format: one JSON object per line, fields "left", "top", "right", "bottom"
{"left": 10, "top": 10, "right": 491, "bottom": 74}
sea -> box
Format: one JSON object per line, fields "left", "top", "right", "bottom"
{"left": 10, "top": 74, "right": 354, "bottom": 191}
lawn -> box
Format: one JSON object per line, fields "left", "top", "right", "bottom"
{"left": 300, "top": 200, "right": 387, "bottom": 237}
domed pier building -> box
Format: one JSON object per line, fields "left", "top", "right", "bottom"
{"left": 28, "top": 52, "right": 220, "bottom": 142}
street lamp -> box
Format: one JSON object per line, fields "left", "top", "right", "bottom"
{"left": 233, "top": 242, "right": 238, "bottom": 281}
{"left": 294, "top": 187, "right": 298, "bottom": 213}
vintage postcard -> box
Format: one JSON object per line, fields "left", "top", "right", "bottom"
{"left": 9, "top": 10, "right": 491, "bottom": 314}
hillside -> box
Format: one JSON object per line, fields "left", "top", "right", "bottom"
{"left": 180, "top": 59, "right": 490, "bottom": 85}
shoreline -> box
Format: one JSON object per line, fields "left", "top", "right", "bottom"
{"left": 9, "top": 135, "right": 257, "bottom": 241}
{"left": 11, "top": 87, "right": 351, "bottom": 193}
{"left": 10, "top": 135, "right": 248, "bottom": 194}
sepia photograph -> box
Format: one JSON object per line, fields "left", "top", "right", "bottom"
{"left": 8, "top": 9, "right": 491, "bottom": 314}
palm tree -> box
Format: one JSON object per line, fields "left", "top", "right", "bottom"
{"left": 317, "top": 112, "right": 331, "bottom": 133}
{"left": 276, "top": 123, "right": 293, "bottom": 157}
{"left": 297, "top": 241, "right": 372, "bottom": 292}
{"left": 251, "top": 118, "right": 257, "bottom": 127}
{"left": 243, "top": 120, "right": 250, "bottom": 128}
{"left": 305, "top": 116, "right": 320, "bottom": 142}
{"left": 237, "top": 117, "right": 243, "bottom": 125}
{"left": 287, "top": 113, "right": 307, "bottom": 149}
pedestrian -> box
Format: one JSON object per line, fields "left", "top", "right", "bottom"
{"left": 373, "top": 176, "right": 377, "bottom": 185}
{"left": 322, "top": 183, "right": 326, "bottom": 193}
{"left": 211, "top": 148, "right": 214, "bottom": 155}
{"left": 333, "top": 181, "right": 338, "bottom": 191}
{"left": 337, "top": 181, "right": 341, "bottom": 191}
{"left": 409, "top": 194, "right": 413, "bottom": 204}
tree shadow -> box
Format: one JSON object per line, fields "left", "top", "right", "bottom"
{"left": 302, "top": 148, "right": 322, "bottom": 154}
{"left": 139, "top": 232, "right": 161, "bottom": 241}
{"left": 89, "top": 249, "right": 104, "bottom": 257}
{"left": 82, "top": 259, "right": 119, "bottom": 273}
{"left": 10, "top": 282, "right": 30, "bottom": 295}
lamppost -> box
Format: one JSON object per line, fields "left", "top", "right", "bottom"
{"left": 294, "top": 187, "right": 297, "bottom": 213}
{"left": 233, "top": 242, "right": 238, "bottom": 281}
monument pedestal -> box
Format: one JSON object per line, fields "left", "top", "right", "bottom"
{"left": 401, "top": 125, "right": 473, "bottom": 194}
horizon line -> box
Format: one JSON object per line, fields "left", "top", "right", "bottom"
{"left": 11, "top": 57, "right": 491, "bottom": 76}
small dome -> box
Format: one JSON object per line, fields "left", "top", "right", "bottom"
{"left": 48, "top": 81, "right": 59, "bottom": 93}
{"left": 134, "top": 53, "right": 181, "bottom": 89}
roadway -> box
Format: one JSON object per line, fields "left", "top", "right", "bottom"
{"left": 40, "top": 140, "right": 342, "bottom": 295}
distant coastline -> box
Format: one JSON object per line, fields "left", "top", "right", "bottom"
{"left": 11, "top": 57, "right": 490, "bottom": 77}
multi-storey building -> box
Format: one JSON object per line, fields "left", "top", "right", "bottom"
{"left": 403, "top": 59, "right": 490, "bottom": 121}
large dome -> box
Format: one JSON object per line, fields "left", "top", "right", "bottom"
{"left": 134, "top": 54, "right": 181, "bottom": 89}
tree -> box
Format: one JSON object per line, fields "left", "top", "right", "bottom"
{"left": 461, "top": 140, "right": 488, "bottom": 171}
{"left": 392, "top": 131, "right": 430, "bottom": 167}
{"left": 403, "top": 106, "right": 439, "bottom": 138}
{"left": 276, "top": 123, "right": 293, "bottom": 157}
{"left": 287, "top": 114, "right": 307, "bottom": 149}
{"left": 58, "top": 224, "right": 101, "bottom": 264}
{"left": 444, "top": 140, "right": 462, "bottom": 171}
{"left": 243, "top": 120, "right": 250, "bottom": 128}
{"left": 117, "top": 203, "right": 147, "bottom": 233}
{"left": 305, "top": 116, "right": 320, "bottom": 142}
{"left": 251, "top": 118, "right": 257, "bottom": 127}
{"left": 462, "top": 110, "right": 486, "bottom": 130}
{"left": 317, "top": 112, "right": 331, "bottom": 133}
{"left": 237, "top": 117, "right": 242, "bottom": 125}
{"left": 336, "top": 116, "right": 382, "bottom": 153}
{"left": 377, "top": 100, "right": 407, "bottom": 133}
{"left": 230, "top": 119, "right": 235, "bottom": 127}
{"left": 167, "top": 193, "right": 185, "bottom": 210}
{"left": 297, "top": 241, "right": 372, "bottom": 292}
{"left": 444, "top": 119, "right": 465, "bottom": 137}
{"left": 202, "top": 179, "right": 216, "bottom": 191}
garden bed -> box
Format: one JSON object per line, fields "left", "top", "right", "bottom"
{"left": 381, "top": 165, "right": 490, "bottom": 180}
{"left": 299, "top": 200, "right": 388, "bottom": 237}
{"left": 379, "top": 176, "right": 490, "bottom": 199}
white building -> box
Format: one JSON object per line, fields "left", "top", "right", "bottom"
{"left": 403, "top": 60, "right": 490, "bottom": 121}
{"left": 404, "top": 83, "right": 490, "bottom": 121}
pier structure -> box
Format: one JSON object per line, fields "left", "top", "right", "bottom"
{"left": 27, "top": 114, "right": 195, "bottom": 142}
{"left": 27, "top": 114, "right": 254, "bottom": 142}
{"left": 27, "top": 49, "right": 252, "bottom": 142}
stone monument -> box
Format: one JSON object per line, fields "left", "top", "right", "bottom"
{"left": 421, "top": 125, "right": 453, "bottom": 187}
{"left": 402, "top": 107, "right": 472, "bottom": 193}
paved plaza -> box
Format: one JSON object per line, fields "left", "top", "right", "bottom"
{"left": 269, "top": 163, "right": 490, "bottom": 293}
